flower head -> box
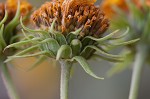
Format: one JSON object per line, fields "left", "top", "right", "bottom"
{"left": 106, "top": 0, "right": 150, "bottom": 76}
{"left": 31, "top": 0, "right": 109, "bottom": 37}
{"left": 6, "top": 0, "right": 139, "bottom": 79}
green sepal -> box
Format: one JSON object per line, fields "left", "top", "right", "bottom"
{"left": 70, "top": 27, "right": 82, "bottom": 35}
{"left": 66, "top": 33, "right": 77, "bottom": 44}
{"left": 0, "top": 10, "right": 8, "bottom": 50}
{"left": 10, "top": 34, "right": 25, "bottom": 44}
{"left": 0, "top": 10, "right": 8, "bottom": 27}
{"left": 109, "top": 27, "right": 129, "bottom": 40}
{"left": 81, "top": 45, "right": 123, "bottom": 59}
{"left": 5, "top": 51, "right": 52, "bottom": 63}
{"left": 92, "top": 54, "right": 124, "bottom": 63}
{"left": 108, "top": 38, "right": 140, "bottom": 46}
{"left": 49, "top": 19, "right": 61, "bottom": 34}
{"left": 70, "top": 39, "right": 82, "bottom": 56}
{"left": 56, "top": 45, "right": 72, "bottom": 60}
{"left": 44, "top": 38, "right": 60, "bottom": 55}
{"left": 55, "top": 33, "right": 67, "bottom": 45}
{"left": 5, "top": 38, "right": 41, "bottom": 49}
{"left": 15, "top": 45, "right": 39, "bottom": 56}
{"left": 20, "top": 17, "right": 49, "bottom": 35}
{"left": 69, "top": 56, "right": 104, "bottom": 79}
{"left": 83, "top": 29, "right": 119, "bottom": 42}
{"left": 0, "top": 25, "right": 6, "bottom": 48}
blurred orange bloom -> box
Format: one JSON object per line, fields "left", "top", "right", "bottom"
{"left": 6, "top": 0, "right": 32, "bottom": 16}
{"left": 101, "top": 0, "right": 150, "bottom": 18}
{"left": 134, "top": 0, "right": 150, "bottom": 8}
{"left": 0, "top": 3, "right": 5, "bottom": 21}
{"left": 0, "top": 0, "right": 32, "bottom": 23}
{"left": 101, "top": 0, "right": 127, "bottom": 18}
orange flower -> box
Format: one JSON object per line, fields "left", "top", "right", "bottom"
{"left": 101, "top": 0, "right": 127, "bottom": 18}
{"left": 61, "top": 0, "right": 97, "bottom": 32}
{"left": 31, "top": 0, "right": 109, "bottom": 37}
{"left": 0, "top": 0, "right": 32, "bottom": 23}
{"left": 101, "top": 0, "right": 150, "bottom": 18}
{"left": 6, "top": 0, "right": 32, "bottom": 16}
{"left": 133, "top": 0, "right": 150, "bottom": 8}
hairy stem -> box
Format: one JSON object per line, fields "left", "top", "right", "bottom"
{"left": 0, "top": 59, "right": 19, "bottom": 99}
{"left": 129, "top": 45, "right": 148, "bottom": 99}
{"left": 60, "top": 61, "right": 72, "bottom": 99}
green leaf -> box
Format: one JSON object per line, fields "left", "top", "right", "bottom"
{"left": 56, "top": 45, "right": 72, "bottom": 60}
{"left": 70, "top": 56, "right": 104, "bottom": 79}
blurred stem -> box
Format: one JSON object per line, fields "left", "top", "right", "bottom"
{"left": 129, "top": 45, "right": 148, "bottom": 99}
{"left": 0, "top": 59, "right": 19, "bottom": 99}
{"left": 60, "top": 61, "right": 72, "bottom": 99}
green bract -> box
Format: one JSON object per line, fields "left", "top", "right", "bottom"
{"left": 5, "top": 16, "right": 140, "bottom": 79}
{"left": 0, "top": 2, "right": 20, "bottom": 58}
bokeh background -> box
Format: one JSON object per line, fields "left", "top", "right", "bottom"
{"left": 0, "top": 0, "right": 150, "bottom": 99}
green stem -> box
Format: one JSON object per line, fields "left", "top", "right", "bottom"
{"left": 129, "top": 45, "right": 148, "bottom": 99}
{"left": 60, "top": 61, "right": 72, "bottom": 99}
{"left": 0, "top": 59, "right": 19, "bottom": 99}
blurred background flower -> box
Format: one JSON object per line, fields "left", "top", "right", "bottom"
{"left": 0, "top": 0, "right": 33, "bottom": 99}
{"left": 101, "top": 0, "right": 150, "bottom": 99}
